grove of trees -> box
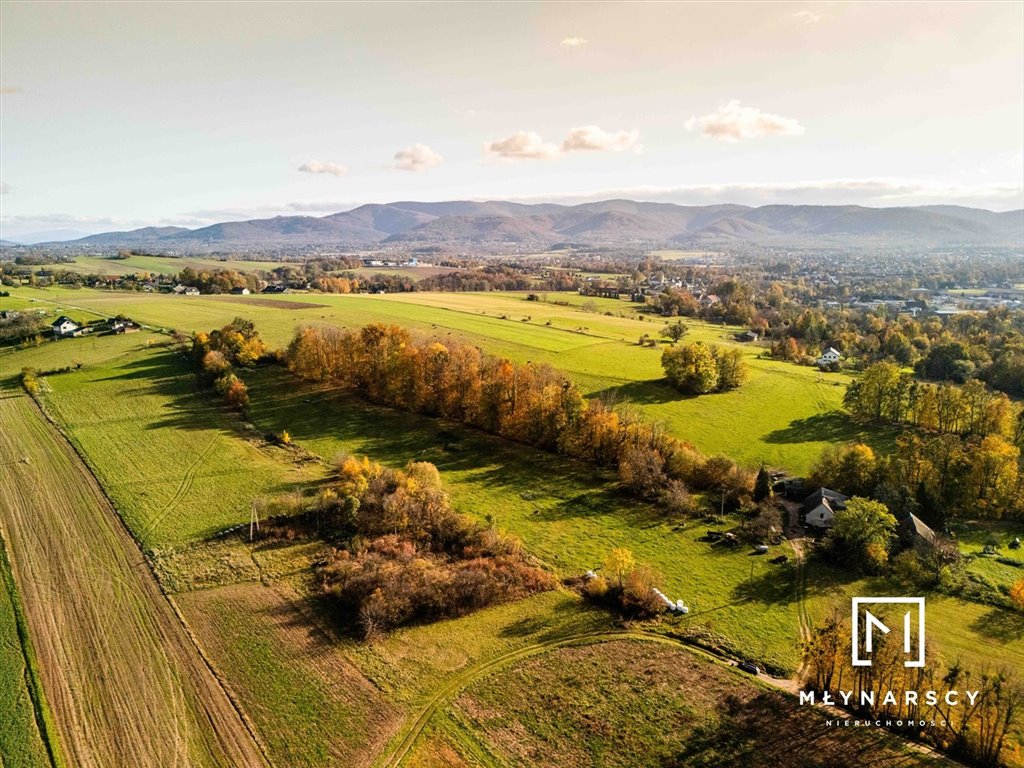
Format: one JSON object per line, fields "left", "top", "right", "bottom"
{"left": 661, "top": 342, "right": 747, "bottom": 395}
{"left": 191, "top": 317, "right": 267, "bottom": 411}
{"left": 286, "top": 323, "right": 756, "bottom": 508}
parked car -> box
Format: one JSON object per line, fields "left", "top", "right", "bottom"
{"left": 738, "top": 661, "right": 760, "bottom": 675}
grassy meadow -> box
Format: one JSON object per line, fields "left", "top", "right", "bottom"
{"left": 1, "top": 285, "right": 889, "bottom": 474}
{"left": 25, "top": 253, "right": 286, "bottom": 276}
{"left": 2, "top": 333, "right": 323, "bottom": 551}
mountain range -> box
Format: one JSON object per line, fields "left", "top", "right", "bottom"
{"left": 14, "top": 201, "right": 1024, "bottom": 251}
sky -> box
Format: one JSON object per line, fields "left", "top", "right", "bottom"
{"left": 1, "top": 0, "right": 1022, "bottom": 241}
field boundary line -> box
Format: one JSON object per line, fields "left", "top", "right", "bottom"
{"left": 19, "top": 387, "right": 274, "bottom": 768}
{"left": 0, "top": 529, "right": 66, "bottom": 768}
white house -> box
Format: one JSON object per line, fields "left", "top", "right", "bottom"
{"left": 806, "top": 498, "right": 838, "bottom": 528}
{"left": 803, "top": 487, "right": 849, "bottom": 529}
{"left": 51, "top": 316, "right": 80, "bottom": 338}
{"left": 816, "top": 346, "right": 842, "bottom": 366}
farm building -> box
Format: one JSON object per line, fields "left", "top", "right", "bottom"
{"left": 51, "top": 315, "right": 81, "bottom": 338}
{"left": 803, "top": 487, "right": 849, "bottom": 529}
{"left": 172, "top": 284, "right": 200, "bottom": 296}
{"left": 735, "top": 330, "right": 759, "bottom": 342}
{"left": 230, "top": 287, "right": 250, "bottom": 295}
{"left": 898, "top": 513, "right": 939, "bottom": 551}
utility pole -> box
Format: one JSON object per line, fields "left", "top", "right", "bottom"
{"left": 249, "top": 501, "right": 260, "bottom": 542}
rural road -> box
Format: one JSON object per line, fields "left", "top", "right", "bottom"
{"left": 0, "top": 387, "right": 269, "bottom": 768}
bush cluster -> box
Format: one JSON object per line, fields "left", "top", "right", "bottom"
{"left": 295, "top": 455, "right": 553, "bottom": 638}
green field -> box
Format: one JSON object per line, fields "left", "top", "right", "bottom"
{"left": 801, "top": 560, "right": 1024, "bottom": 674}
{"left": 15, "top": 253, "right": 456, "bottom": 281}
{"left": 2, "top": 285, "right": 885, "bottom": 474}
{"left": 247, "top": 366, "right": 802, "bottom": 673}
{"left": 0, "top": 534, "right": 52, "bottom": 768}
{"left": 3, "top": 300, "right": 1018, "bottom": 766}
{"left": 22, "top": 253, "right": 286, "bottom": 276}
{"left": 8, "top": 336, "right": 322, "bottom": 551}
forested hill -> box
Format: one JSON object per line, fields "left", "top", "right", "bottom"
{"left": 34, "top": 200, "right": 1024, "bottom": 251}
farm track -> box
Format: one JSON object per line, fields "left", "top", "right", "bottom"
{"left": 376, "top": 629, "right": 735, "bottom": 768}
{"left": 379, "top": 624, "right": 962, "bottom": 768}
{"left": 0, "top": 386, "right": 268, "bottom": 768}
{"left": 782, "top": 498, "right": 813, "bottom": 682}
{"left": 142, "top": 435, "right": 218, "bottom": 544}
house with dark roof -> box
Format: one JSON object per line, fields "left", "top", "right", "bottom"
{"left": 51, "top": 315, "right": 81, "bottom": 338}
{"left": 803, "top": 487, "right": 849, "bottom": 529}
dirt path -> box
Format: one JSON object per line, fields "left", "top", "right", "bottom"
{"left": 376, "top": 630, "right": 696, "bottom": 768}
{"left": 377, "top": 624, "right": 961, "bottom": 768}
{"left": 0, "top": 388, "right": 268, "bottom": 768}
{"left": 781, "top": 497, "right": 813, "bottom": 683}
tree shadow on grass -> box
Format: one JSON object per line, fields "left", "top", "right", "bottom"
{"left": 763, "top": 411, "right": 866, "bottom": 445}
{"left": 665, "top": 692, "right": 931, "bottom": 768}
{"left": 732, "top": 564, "right": 800, "bottom": 605}
{"left": 968, "top": 606, "right": 1024, "bottom": 643}
{"left": 93, "top": 348, "right": 189, "bottom": 383}
{"left": 588, "top": 378, "right": 690, "bottom": 406}
{"left": 733, "top": 554, "right": 862, "bottom": 607}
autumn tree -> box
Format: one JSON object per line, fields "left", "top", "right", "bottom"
{"left": 603, "top": 547, "right": 635, "bottom": 588}
{"left": 662, "top": 342, "right": 719, "bottom": 394}
{"left": 662, "top": 320, "right": 688, "bottom": 344}
{"left": 808, "top": 443, "right": 879, "bottom": 498}
{"left": 714, "top": 347, "right": 747, "bottom": 391}
{"left": 1010, "top": 578, "right": 1024, "bottom": 609}
{"left": 826, "top": 497, "right": 897, "bottom": 573}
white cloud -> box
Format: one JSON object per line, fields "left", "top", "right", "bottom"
{"left": 485, "top": 126, "right": 642, "bottom": 161}
{"left": 297, "top": 160, "right": 349, "bottom": 176}
{"left": 792, "top": 11, "right": 822, "bottom": 24}
{"left": 497, "top": 179, "right": 1024, "bottom": 210}
{"left": 483, "top": 131, "right": 561, "bottom": 160}
{"left": 0, "top": 182, "right": 10, "bottom": 195}
{"left": 685, "top": 100, "right": 805, "bottom": 142}
{"left": 560, "top": 36, "right": 588, "bottom": 47}
{"left": 394, "top": 143, "right": 444, "bottom": 172}
{"left": 285, "top": 200, "right": 357, "bottom": 212}
{"left": 562, "top": 125, "right": 642, "bottom": 153}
